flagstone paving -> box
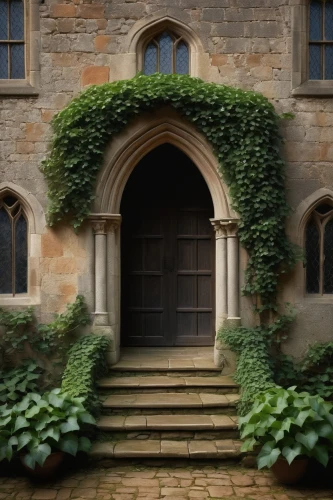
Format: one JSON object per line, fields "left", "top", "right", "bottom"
{"left": 1, "top": 462, "right": 332, "bottom": 499}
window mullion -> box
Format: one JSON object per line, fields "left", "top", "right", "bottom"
{"left": 11, "top": 214, "right": 15, "bottom": 296}
{"left": 319, "top": 220, "right": 325, "bottom": 294}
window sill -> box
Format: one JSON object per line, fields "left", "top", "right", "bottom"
{"left": 292, "top": 80, "right": 333, "bottom": 96}
{"left": 0, "top": 81, "right": 39, "bottom": 97}
{"left": 0, "top": 295, "right": 41, "bottom": 306}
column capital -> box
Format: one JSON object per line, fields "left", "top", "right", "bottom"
{"left": 89, "top": 213, "right": 122, "bottom": 234}
{"left": 210, "top": 218, "right": 239, "bottom": 238}
{"left": 91, "top": 220, "right": 107, "bottom": 235}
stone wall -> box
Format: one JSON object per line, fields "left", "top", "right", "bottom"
{"left": 1, "top": 0, "right": 332, "bottom": 356}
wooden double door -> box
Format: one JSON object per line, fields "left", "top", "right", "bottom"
{"left": 121, "top": 144, "right": 215, "bottom": 347}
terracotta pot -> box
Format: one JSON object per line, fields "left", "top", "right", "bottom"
{"left": 271, "top": 457, "right": 309, "bottom": 484}
{"left": 20, "top": 451, "right": 64, "bottom": 480}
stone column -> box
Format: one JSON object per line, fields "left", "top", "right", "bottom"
{"left": 90, "top": 214, "right": 121, "bottom": 364}
{"left": 211, "top": 220, "right": 227, "bottom": 330}
{"left": 91, "top": 219, "right": 108, "bottom": 326}
{"left": 226, "top": 222, "right": 240, "bottom": 321}
{"left": 211, "top": 218, "right": 240, "bottom": 371}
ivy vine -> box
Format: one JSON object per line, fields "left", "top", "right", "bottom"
{"left": 42, "top": 73, "right": 297, "bottom": 310}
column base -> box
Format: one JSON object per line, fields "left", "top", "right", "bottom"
{"left": 92, "top": 324, "right": 115, "bottom": 351}
{"left": 213, "top": 344, "right": 237, "bottom": 374}
{"left": 106, "top": 348, "right": 120, "bottom": 365}
{"left": 94, "top": 312, "right": 110, "bottom": 326}
{"left": 226, "top": 317, "right": 241, "bottom": 327}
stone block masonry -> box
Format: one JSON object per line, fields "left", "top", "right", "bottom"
{"left": 0, "top": 0, "right": 333, "bottom": 358}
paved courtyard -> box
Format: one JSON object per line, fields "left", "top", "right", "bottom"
{"left": 0, "top": 461, "right": 332, "bottom": 500}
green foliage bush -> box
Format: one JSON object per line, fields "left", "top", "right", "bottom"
{"left": 219, "top": 313, "right": 295, "bottom": 415}
{"left": 0, "top": 295, "right": 90, "bottom": 390}
{"left": 0, "top": 361, "right": 40, "bottom": 404}
{"left": 0, "top": 389, "right": 95, "bottom": 469}
{"left": 42, "top": 73, "right": 297, "bottom": 310}
{"left": 275, "top": 343, "right": 333, "bottom": 400}
{"left": 61, "top": 335, "right": 110, "bottom": 415}
{"left": 239, "top": 386, "right": 333, "bottom": 469}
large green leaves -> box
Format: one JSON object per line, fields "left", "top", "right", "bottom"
{"left": 238, "top": 386, "right": 333, "bottom": 469}
{"left": 0, "top": 388, "right": 95, "bottom": 466}
{"left": 257, "top": 442, "right": 281, "bottom": 469}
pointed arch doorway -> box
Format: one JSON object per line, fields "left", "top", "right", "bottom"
{"left": 121, "top": 144, "right": 215, "bottom": 346}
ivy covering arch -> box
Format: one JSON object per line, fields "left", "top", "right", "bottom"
{"left": 41, "top": 73, "right": 297, "bottom": 309}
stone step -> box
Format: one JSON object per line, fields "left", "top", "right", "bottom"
{"left": 99, "top": 375, "right": 237, "bottom": 388}
{"left": 97, "top": 414, "right": 238, "bottom": 431}
{"left": 109, "top": 359, "right": 220, "bottom": 372}
{"left": 98, "top": 375, "right": 238, "bottom": 394}
{"left": 102, "top": 392, "right": 239, "bottom": 409}
{"left": 90, "top": 439, "right": 242, "bottom": 459}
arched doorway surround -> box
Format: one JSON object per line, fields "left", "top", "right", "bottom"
{"left": 90, "top": 108, "right": 240, "bottom": 368}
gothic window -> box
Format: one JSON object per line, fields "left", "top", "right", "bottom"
{"left": 0, "top": 0, "right": 25, "bottom": 79}
{"left": 309, "top": 0, "right": 333, "bottom": 80}
{"left": 143, "top": 31, "right": 189, "bottom": 75}
{"left": 0, "top": 195, "right": 27, "bottom": 295}
{"left": 305, "top": 203, "right": 333, "bottom": 294}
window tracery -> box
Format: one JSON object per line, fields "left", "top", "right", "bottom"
{"left": 143, "top": 31, "right": 189, "bottom": 75}
{"left": 0, "top": 195, "right": 27, "bottom": 295}
{"left": 305, "top": 203, "right": 333, "bottom": 294}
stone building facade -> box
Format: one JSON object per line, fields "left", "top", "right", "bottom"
{"left": 1, "top": 0, "right": 333, "bottom": 368}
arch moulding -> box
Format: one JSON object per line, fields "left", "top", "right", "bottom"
{"left": 94, "top": 107, "right": 233, "bottom": 220}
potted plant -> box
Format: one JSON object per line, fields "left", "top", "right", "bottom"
{"left": 0, "top": 388, "right": 95, "bottom": 478}
{"left": 239, "top": 386, "right": 333, "bottom": 484}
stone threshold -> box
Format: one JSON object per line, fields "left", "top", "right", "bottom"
{"left": 102, "top": 392, "right": 239, "bottom": 408}
{"left": 98, "top": 375, "right": 237, "bottom": 388}
{"left": 90, "top": 439, "right": 242, "bottom": 459}
{"left": 97, "top": 414, "right": 238, "bottom": 431}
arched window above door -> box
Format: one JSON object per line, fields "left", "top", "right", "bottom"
{"left": 305, "top": 202, "right": 333, "bottom": 294}
{"left": 143, "top": 31, "right": 189, "bottom": 75}
{"left": 0, "top": 194, "right": 27, "bottom": 295}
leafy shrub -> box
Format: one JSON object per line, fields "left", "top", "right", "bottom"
{"left": 61, "top": 335, "right": 110, "bottom": 415}
{"left": 239, "top": 386, "right": 333, "bottom": 469}
{"left": 0, "top": 389, "right": 95, "bottom": 469}
{"left": 42, "top": 73, "right": 298, "bottom": 310}
{"left": 0, "top": 295, "right": 90, "bottom": 389}
{"left": 275, "top": 343, "right": 333, "bottom": 400}
{"left": 0, "top": 361, "right": 41, "bottom": 404}
{"left": 219, "top": 313, "right": 294, "bottom": 415}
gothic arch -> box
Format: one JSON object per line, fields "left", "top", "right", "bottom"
{"left": 0, "top": 182, "right": 45, "bottom": 305}
{"left": 94, "top": 107, "right": 234, "bottom": 220}
{"left": 291, "top": 188, "right": 333, "bottom": 245}
{"left": 0, "top": 182, "right": 45, "bottom": 234}
{"left": 122, "top": 12, "right": 209, "bottom": 78}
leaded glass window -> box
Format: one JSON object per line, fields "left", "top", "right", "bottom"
{"left": 0, "top": 196, "right": 27, "bottom": 295}
{"left": 309, "top": 0, "right": 333, "bottom": 80}
{"left": 0, "top": 0, "right": 25, "bottom": 79}
{"left": 143, "top": 31, "right": 189, "bottom": 75}
{"left": 305, "top": 203, "right": 333, "bottom": 294}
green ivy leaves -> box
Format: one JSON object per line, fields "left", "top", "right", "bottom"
{"left": 42, "top": 73, "right": 297, "bottom": 310}
{"left": 61, "top": 335, "right": 110, "bottom": 415}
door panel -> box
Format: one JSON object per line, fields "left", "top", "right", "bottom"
{"left": 121, "top": 144, "right": 215, "bottom": 347}
{"left": 175, "top": 209, "right": 214, "bottom": 346}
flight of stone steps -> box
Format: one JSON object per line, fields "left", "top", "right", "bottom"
{"left": 90, "top": 348, "right": 242, "bottom": 460}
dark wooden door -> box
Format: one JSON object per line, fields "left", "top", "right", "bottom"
{"left": 121, "top": 144, "right": 214, "bottom": 346}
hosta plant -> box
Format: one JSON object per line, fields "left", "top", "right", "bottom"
{"left": 239, "top": 386, "right": 333, "bottom": 469}
{"left": 0, "top": 389, "right": 95, "bottom": 469}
